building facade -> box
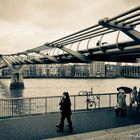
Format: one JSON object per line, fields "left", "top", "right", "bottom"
{"left": 121, "top": 66, "right": 140, "bottom": 77}
{"left": 3, "top": 62, "right": 140, "bottom": 78}
{"left": 1, "top": 67, "right": 11, "bottom": 77}
{"left": 74, "top": 64, "right": 90, "bottom": 77}
{"left": 105, "top": 64, "right": 121, "bottom": 77}
{"left": 89, "top": 62, "right": 106, "bottom": 77}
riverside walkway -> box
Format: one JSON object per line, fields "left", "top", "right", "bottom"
{"left": 0, "top": 108, "right": 140, "bottom": 140}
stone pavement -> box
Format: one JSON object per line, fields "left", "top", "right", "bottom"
{"left": 46, "top": 124, "right": 140, "bottom": 140}
{"left": 0, "top": 108, "right": 140, "bottom": 140}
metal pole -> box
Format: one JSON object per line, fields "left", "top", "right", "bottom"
{"left": 74, "top": 96, "right": 76, "bottom": 111}
{"left": 29, "top": 98, "right": 31, "bottom": 115}
{"left": 108, "top": 6, "right": 140, "bottom": 22}
{"left": 98, "top": 95, "right": 100, "bottom": 109}
{"left": 109, "top": 94, "right": 111, "bottom": 108}
{"left": 12, "top": 99, "right": 14, "bottom": 117}
{"left": 45, "top": 97, "right": 47, "bottom": 115}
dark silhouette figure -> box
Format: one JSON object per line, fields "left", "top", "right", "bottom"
{"left": 130, "top": 86, "right": 137, "bottom": 108}
{"left": 115, "top": 89, "right": 127, "bottom": 117}
{"left": 56, "top": 92, "right": 73, "bottom": 132}
{"left": 136, "top": 88, "right": 140, "bottom": 111}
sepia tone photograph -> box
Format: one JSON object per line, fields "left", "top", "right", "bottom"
{"left": 0, "top": 0, "right": 140, "bottom": 139}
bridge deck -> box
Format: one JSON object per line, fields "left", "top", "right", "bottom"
{"left": 0, "top": 107, "right": 140, "bottom": 140}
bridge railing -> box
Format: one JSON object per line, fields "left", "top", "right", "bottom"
{"left": 0, "top": 93, "right": 131, "bottom": 119}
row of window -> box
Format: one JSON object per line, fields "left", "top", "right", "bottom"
{"left": 1, "top": 64, "right": 140, "bottom": 78}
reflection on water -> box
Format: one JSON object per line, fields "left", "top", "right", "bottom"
{"left": 0, "top": 80, "right": 10, "bottom": 98}
{"left": 11, "top": 89, "right": 24, "bottom": 115}
{"left": 10, "top": 89, "right": 27, "bottom": 116}
{"left": 0, "top": 78, "right": 140, "bottom": 98}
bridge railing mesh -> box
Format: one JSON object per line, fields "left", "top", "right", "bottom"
{"left": 0, "top": 93, "right": 131, "bottom": 119}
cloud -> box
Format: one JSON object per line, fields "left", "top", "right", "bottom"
{"left": 122, "top": 0, "right": 140, "bottom": 5}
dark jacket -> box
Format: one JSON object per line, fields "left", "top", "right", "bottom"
{"left": 59, "top": 96, "right": 71, "bottom": 115}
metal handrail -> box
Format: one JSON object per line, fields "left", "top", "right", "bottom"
{"left": 51, "top": 24, "right": 99, "bottom": 44}
{"left": 108, "top": 6, "right": 140, "bottom": 22}
{"left": 115, "top": 12, "right": 140, "bottom": 24}
{"left": 55, "top": 26, "right": 106, "bottom": 45}
{"left": 0, "top": 92, "right": 131, "bottom": 119}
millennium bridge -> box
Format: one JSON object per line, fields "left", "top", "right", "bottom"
{"left": 0, "top": 6, "right": 140, "bottom": 140}
{"left": 0, "top": 6, "right": 140, "bottom": 88}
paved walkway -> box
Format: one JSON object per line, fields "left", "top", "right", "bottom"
{"left": 46, "top": 124, "right": 140, "bottom": 140}
{"left": 0, "top": 108, "right": 140, "bottom": 140}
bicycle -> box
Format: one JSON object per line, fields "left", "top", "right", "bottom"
{"left": 78, "top": 88, "right": 99, "bottom": 110}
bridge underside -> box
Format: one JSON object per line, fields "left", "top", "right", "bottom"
{"left": 0, "top": 40, "right": 140, "bottom": 69}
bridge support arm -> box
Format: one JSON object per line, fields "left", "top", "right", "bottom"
{"left": 99, "top": 18, "right": 140, "bottom": 41}
{"left": 59, "top": 47, "right": 90, "bottom": 62}
{"left": 21, "top": 55, "right": 33, "bottom": 63}
{"left": 27, "top": 55, "right": 43, "bottom": 63}
{"left": 14, "top": 55, "right": 26, "bottom": 63}
{"left": 122, "top": 29, "right": 140, "bottom": 41}
{"left": 38, "top": 52, "right": 59, "bottom": 63}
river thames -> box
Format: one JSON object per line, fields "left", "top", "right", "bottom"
{"left": 0, "top": 78, "right": 139, "bottom": 98}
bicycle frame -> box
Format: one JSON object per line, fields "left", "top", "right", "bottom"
{"left": 78, "top": 88, "right": 99, "bottom": 110}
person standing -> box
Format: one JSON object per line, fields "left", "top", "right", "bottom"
{"left": 136, "top": 88, "right": 140, "bottom": 110}
{"left": 130, "top": 86, "right": 137, "bottom": 108}
{"left": 56, "top": 92, "right": 73, "bottom": 132}
{"left": 115, "top": 89, "right": 127, "bottom": 117}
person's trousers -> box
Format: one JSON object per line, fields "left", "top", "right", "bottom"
{"left": 59, "top": 112, "right": 73, "bottom": 130}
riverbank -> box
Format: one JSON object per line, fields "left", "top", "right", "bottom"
{"left": 0, "top": 76, "right": 120, "bottom": 79}
{"left": 1, "top": 76, "right": 140, "bottom": 79}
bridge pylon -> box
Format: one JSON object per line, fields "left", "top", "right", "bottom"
{"left": 10, "top": 65, "right": 25, "bottom": 89}
{"left": 1, "top": 56, "right": 25, "bottom": 89}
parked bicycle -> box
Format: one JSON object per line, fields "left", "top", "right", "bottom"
{"left": 78, "top": 88, "right": 99, "bottom": 110}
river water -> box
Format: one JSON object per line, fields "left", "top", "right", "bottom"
{"left": 0, "top": 78, "right": 139, "bottom": 117}
{"left": 0, "top": 78, "right": 139, "bottom": 98}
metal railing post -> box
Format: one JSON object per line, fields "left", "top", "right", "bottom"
{"left": 45, "top": 97, "right": 47, "bottom": 114}
{"left": 29, "top": 98, "right": 31, "bottom": 115}
{"left": 86, "top": 95, "right": 89, "bottom": 110}
{"left": 74, "top": 96, "right": 76, "bottom": 111}
{"left": 109, "top": 94, "right": 111, "bottom": 108}
{"left": 98, "top": 95, "right": 100, "bottom": 109}
{"left": 12, "top": 99, "right": 14, "bottom": 117}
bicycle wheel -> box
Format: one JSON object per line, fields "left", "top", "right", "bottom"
{"left": 87, "top": 101, "right": 96, "bottom": 110}
{"left": 78, "top": 91, "right": 88, "bottom": 96}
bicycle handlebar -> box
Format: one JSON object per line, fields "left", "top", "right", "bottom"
{"left": 78, "top": 91, "right": 93, "bottom": 96}
{"left": 78, "top": 91, "right": 99, "bottom": 100}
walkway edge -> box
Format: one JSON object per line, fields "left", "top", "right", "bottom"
{"left": 46, "top": 124, "right": 140, "bottom": 140}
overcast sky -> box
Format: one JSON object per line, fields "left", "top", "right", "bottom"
{"left": 0, "top": 0, "right": 139, "bottom": 54}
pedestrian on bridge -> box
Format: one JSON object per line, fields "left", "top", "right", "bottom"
{"left": 56, "top": 92, "right": 73, "bottom": 133}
